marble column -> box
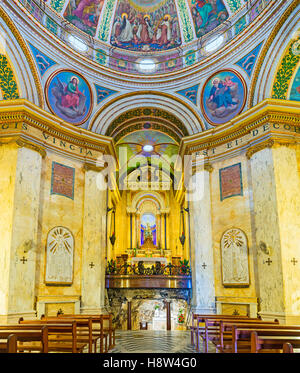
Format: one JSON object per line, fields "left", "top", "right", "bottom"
{"left": 81, "top": 165, "right": 107, "bottom": 314}
{"left": 189, "top": 164, "right": 215, "bottom": 314}
{"left": 0, "top": 141, "right": 44, "bottom": 323}
{"left": 249, "top": 143, "right": 300, "bottom": 324}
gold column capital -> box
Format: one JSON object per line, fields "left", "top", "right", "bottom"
{"left": 246, "top": 138, "right": 298, "bottom": 159}
{"left": 83, "top": 163, "right": 105, "bottom": 173}
{"left": 16, "top": 138, "right": 46, "bottom": 158}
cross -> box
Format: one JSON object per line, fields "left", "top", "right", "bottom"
{"left": 265, "top": 258, "right": 272, "bottom": 266}
{"left": 202, "top": 263, "right": 207, "bottom": 269}
{"left": 20, "top": 256, "right": 27, "bottom": 264}
{"left": 291, "top": 258, "right": 298, "bottom": 266}
{"left": 89, "top": 262, "right": 95, "bottom": 269}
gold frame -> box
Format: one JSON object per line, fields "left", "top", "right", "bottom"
{"left": 200, "top": 68, "right": 247, "bottom": 127}
{"left": 45, "top": 69, "right": 94, "bottom": 126}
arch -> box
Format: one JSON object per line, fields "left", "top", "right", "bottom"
{"left": 0, "top": 7, "right": 44, "bottom": 107}
{"left": 249, "top": 1, "right": 299, "bottom": 107}
{"left": 131, "top": 191, "right": 166, "bottom": 212}
{"left": 88, "top": 91, "right": 205, "bottom": 135}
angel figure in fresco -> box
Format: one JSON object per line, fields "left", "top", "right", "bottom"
{"left": 51, "top": 76, "right": 87, "bottom": 120}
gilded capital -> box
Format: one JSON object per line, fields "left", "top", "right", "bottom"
{"left": 16, "top": 138, "right": 46, "bottom": 158}
{"left": 83, "top": 163, "right": 104, "bottom": 173}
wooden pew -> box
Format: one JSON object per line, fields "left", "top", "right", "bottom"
{"left": 40, "top": 316, "right": 103, "bottom": 353}
{"left": 0, "top": 334, "right": 17, "bottom": 353}
{"left": 57, "top": 314, "right": 115, "bottom": 352}
{"left": 283, "top": 343, "right": 294, "bottom": 353}
{"left": 230, "top": 324, "right": 300, "bottom": 353}
{"left": 18, "top": 319, "right": 85, "bottom": 353}
{"left": 195, "top": 316, "right": 270, "bottom": 352}
{"left": 251, "top": 330, "right": 300, "bottom": 353}
{"left": 0, "top": 326, "right": 49, "bottom": 353}
{"left": 190, "top": 314, "right": 251, "bottom": 348}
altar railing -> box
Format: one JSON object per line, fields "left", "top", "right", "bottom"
{"left": 105, "top": 262, "right": 192, "bottom": 289}
{"left": 106, "top": 262, "right": 191, "bottom": 276}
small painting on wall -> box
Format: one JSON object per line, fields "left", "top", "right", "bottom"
{"left": 201, "top": 69, "right": 247, "bottom": 126}
{"left": 45, "top": 69, "right": 93, "bottom": 126}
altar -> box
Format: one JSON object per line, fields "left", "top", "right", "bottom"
{"left": 131, "top": 257, "right": 168, "bottom": 265}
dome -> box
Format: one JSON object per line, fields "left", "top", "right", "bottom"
{"left": 62, "top": 0, "right": 229, "bottom": 52}
{"left": 22, "top": 0, "right": 271, "bottom": 75}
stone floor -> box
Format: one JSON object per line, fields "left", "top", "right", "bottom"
{"left": 109, "top": 330, "right": 216, "bottom": 353}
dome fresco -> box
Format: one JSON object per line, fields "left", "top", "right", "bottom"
{"left": 17, "top": 0, "right": 273, "bottom": 75}
{"left": 61, "top": 0, "right": 231, "bottom": 50}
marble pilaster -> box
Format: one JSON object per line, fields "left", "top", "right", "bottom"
{"left": 189, "top": 168, "right": 216, "bottom": 314}
{"left": 81, "top": 168, "right": 107, "bottom": 314}
{"left": 0, "top": 144, "right": 43, "bottom": 322}
{"left": 250, "top": 144, "right": 300, "bottom": 324}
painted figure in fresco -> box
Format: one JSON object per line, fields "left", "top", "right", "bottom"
{"left": 111, "top": 0, "right": 181, "bottom": 51}
{"left": 190, "top": 0, "right": 228, "bottom": 37}
{"left": 61, "top": 77, "right": 84, "bottom": 110}
{"left": 51, "top": 76, "right": 87, "bottom": 120}
{"left": 119, "top": 13, "right": 134, "bottom": 42}
{"left": 156, "top": 15, "right": 172, "bottom": 46}
{"left": 64, "top": 0, "right": 104, "bottom": 36}
{"left": 207, "top": 76, "right": 239, "bottom": 117}
{"left": 195, "top": 0, "right": 213, "bottom": 29}
{"left": 138, "top": 15, "right": 154, "bottom": 44}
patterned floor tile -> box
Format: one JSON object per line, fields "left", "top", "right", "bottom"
{"left": 109, "top": 330, "right": 216, "bottom": 353}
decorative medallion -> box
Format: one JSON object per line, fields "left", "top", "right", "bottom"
{"left": 45, "top": 69, "right": 93, "bottom": 126}
{"left": 45, "top": 227, "right": 74, "bottom": 285}
{"left": 201, "top": 69, "right": 247, "bottom": 126}
{"left": 235, "top": 42, "right": 264, "bottom": 78}
{"left": 221, "top": 228, "right": 249, "bottom": 288}
{"left": 28, "top": 43, "right": 57, "bottom": 77}
{"left": 177, "top": 84, "right": 199, "bottom": 105}
{"left": 95, "top": 84, "right": 118, "bottom": 104}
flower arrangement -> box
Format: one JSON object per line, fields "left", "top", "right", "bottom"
{"left": 106, "top": 259, "right": 117, "bottom": 274}
{"left": 177, "top": 309, "right": 185, "bottom": 324}
{"left": 179, "top": 259, "right": 190, "bottom": 275}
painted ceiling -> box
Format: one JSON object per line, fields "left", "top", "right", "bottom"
{"left": 50, "top": 0, "right": 248, "bottom": 53}
{"left": 116, "top": 130, "right": 179, "bottom": 181}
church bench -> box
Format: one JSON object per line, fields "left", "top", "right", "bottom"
{"left": 190, "top": 314, "right": 251, "bottom": 346}
{"left": 0, "top": 334, "right": 17, "bottom": 353}
{"left": 283, "top": 343, "right": 294, "bottom": 353}
{"left": 0, "top": 327, "right": 49, "bottom": 353}
{"left": 218, "top": 320, "right": 282, "bottom": 352}
{"left": 197, "top": 318, "right": 279, "bottom": 353}
{"left": 40, "top": 316, "right": 107, "bottom": 353}
{"left": 18, "top": 319, "right": 85, "bottom": 353}
{"left": 222, "top": 326, "right": 300, "bottom": 353}
{"left": 57, "top": 314, "right": 115, "bottom": 351}
{"left": 251, "top": 330, "right": 300, "bottom": 353}
{"left": 229, "top": 324, "right": 300, "bottom": 353}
